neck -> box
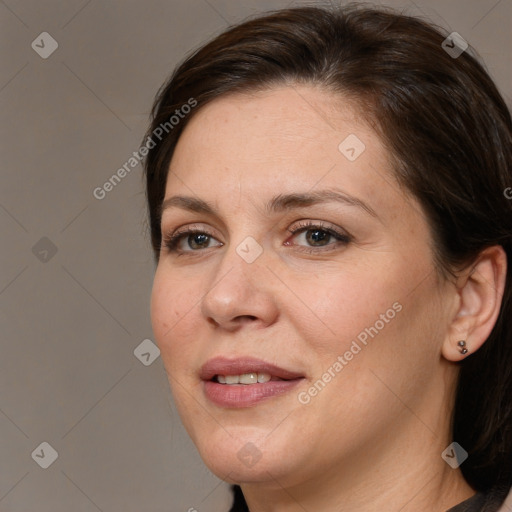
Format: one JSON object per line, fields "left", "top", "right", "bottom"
{"left": 240, "top": 415, "right": 475, "bottom": 512}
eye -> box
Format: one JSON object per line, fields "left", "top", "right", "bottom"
{"left": 162, "top": 226, "right": 222, "bottom": 254}
{"left": 161, "top": 220, "right": 352, "bottom": 256}
{"left": 286, "top": 221, "right": 351, "bottom": 253}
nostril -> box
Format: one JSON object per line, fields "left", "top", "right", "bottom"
{"left": 236, "top": 315, "right": 258, "bottom": 322}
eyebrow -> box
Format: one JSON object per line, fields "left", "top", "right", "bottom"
{"left": 160, "top": 189, "right": 378, "bottom": 219}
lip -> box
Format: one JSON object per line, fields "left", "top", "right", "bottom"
{"left": 200, "top": 356, "right": 305, "bottom": 408}
{"left": 200, "top": 356, "right": 304, "bottom": 381}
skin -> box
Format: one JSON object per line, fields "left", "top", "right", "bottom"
{"left": 150, "top": 85, "right": 506, "bottom": 511}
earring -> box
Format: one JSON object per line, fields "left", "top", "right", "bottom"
{"left": 457, "top": 340, "right": 468, "bottom": 355}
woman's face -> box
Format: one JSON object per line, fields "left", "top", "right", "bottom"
{"left": 151, "top": 85, "right": 455, "bottom": 488}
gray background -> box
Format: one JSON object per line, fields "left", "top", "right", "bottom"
{"left": 0, "top": 0, "right": 510, "bottom": 510}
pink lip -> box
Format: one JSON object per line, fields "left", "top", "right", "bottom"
{"left": 200, "top": 356, "right": 305, "bottom": 408}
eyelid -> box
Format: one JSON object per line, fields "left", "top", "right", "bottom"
{"left": 287, "top": 219, "right": 351, "bottom": 238}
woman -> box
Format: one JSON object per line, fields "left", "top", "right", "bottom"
{"left": 143, "top": 4, "right": 512, "bottom": 511}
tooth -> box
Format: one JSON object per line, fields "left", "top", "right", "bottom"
{"left": 216, "top": 372, "right": 274, "bottom": 384}
{"left": 239, "top": 373, "right": 258, "bottom": 384}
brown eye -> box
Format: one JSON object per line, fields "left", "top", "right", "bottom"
{"left": 287, "top": 221, "right": 352, "bottom": 253}
{"left": 162, "top": 229, "right": 222, "bottom": 253}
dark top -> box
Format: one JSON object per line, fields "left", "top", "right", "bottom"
{"left": 447, "top": 486, "right": 510, "bottom": 512}
{"left": 229, "top": 484, "right": 511, "bottom": 511}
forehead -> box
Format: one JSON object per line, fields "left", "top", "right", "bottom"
{"left": 165, "top": 85, "right": 411, "bottom": 222}
{"left": 176, "top": 85, "right": 369, "bottom": 155}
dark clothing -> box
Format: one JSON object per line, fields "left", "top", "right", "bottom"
{"left": 447, "top": 486, "right": 510, "bottom": 512}
{"left": 229, "top": 485, "right": 249, "bottom": 512}
{"left": 447, "top": 493, "right": 487, "bottom": 511}
{"left": 230, "top": 484, "right": 511, "bottom": 511}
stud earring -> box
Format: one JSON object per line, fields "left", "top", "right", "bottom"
{"left": 457, "top": 340, "right": 468, "bottom": 355}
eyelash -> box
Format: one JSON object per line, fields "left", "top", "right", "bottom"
{"left": 161, "top": 220, "right": 352, "bottom": 256}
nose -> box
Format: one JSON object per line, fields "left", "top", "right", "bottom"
{"left": 200, "top": 241, "right": 279, "bottom": 332}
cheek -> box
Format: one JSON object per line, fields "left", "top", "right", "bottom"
{"left": 302, "top": 269, "right": 403, "bottom": 347}
{"left": 151, "top": 277, "right": 175, "bottom": 344}
{"left": 300, "top": 253, "right": 440, "bottom": 374}
{"left": 150, "top": 273, "right": 205, "bottom": 427}
{"left": 150, "top": 271, "right": 198, "bottom": 365}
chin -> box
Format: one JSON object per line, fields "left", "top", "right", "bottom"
{"left": 192, "top": 424, "right": 300, "bottom": 484}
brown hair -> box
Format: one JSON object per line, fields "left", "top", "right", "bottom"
{"left": 143, "top": 3, "right": 512, "bottom": 503}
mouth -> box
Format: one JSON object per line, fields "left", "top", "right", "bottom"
{"left": 200, "top": 356, "right": 305, "bottom": 408}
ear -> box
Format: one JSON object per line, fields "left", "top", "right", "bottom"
{"left": 442, "top": 245, "right": 507, "bottom": 361}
